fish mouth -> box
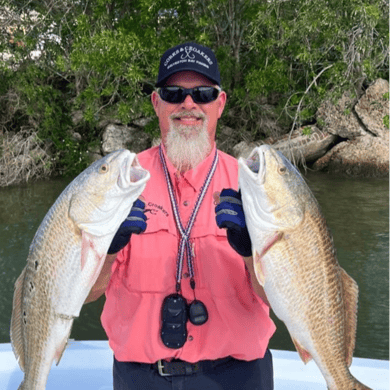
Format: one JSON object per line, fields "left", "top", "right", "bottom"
{"left": 118, "top": 153, "right": 149, "bottom": 189}
{"left": 238, "top": 145, "right": 282, "bottom": 231}
{"left": 238, "top": 145, "right": 270, "bottom": 184}
{"left": 130, "top": 157, "right": 149, "bottom": 183}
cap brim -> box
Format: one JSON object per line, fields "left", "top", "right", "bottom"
{"left": 156, "top": 66, "right": 220, "bottom": 87}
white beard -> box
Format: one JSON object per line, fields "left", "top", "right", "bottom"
{"left": 166, "top": 112, "right": 211, "bottom": 172}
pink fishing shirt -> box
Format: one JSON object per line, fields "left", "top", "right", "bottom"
{"left": 101, "top": 145, "right": 276, "bottom": 363}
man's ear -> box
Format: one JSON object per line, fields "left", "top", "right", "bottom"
{"left": 151, "top": 91, "right": 160, "bottom": 114}
{"left": 217, "top": 91, "right": 227, "bottom": 119}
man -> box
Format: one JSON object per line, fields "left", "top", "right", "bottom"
{"left": 86, "top": 42, "right": 276, "bottom": 389}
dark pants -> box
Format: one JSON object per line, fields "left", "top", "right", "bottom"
{"left": 113, "top": 349, "right": 273, "bottom": 390}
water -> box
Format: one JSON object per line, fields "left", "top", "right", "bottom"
{"left": 0, "top": 172, "right": 388, "bottom": 360}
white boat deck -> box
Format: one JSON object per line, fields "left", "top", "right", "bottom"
{"left": 0, "top": 341, "right": 388, "bottom": 389}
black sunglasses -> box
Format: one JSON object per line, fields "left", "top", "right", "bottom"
{"left": 157, "top": 86, "right": 221, "bottom": 104}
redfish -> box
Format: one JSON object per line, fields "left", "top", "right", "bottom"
{"left": 239, "top": 145, "right": 371, "bottom": 390}
{"left": 11, "top": 149, "right": 150, "bottom": 389}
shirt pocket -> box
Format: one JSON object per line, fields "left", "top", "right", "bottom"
{"left": 192, "top": 233, "right": 248, "bottom": 298}
{"left": 190, "top": 195, "right": 228, "bottom": 239}
{"left": 122, "top": 210, "right": 179, "bottom": 293}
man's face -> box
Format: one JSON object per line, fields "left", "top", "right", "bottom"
{"left": 151, "top": 71, "right": 227, "bottom": 171}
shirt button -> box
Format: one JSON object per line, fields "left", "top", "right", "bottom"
{"left": 188, "top": 336, "right": 193, "bottom": 341}
{"left": 183, "top": 201, "right": 189, "bottom": 206}
{"left": 183, "top": 273, "right": 190, "bottom": 279}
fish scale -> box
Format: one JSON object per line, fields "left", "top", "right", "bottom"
{"left": 239, "top": 145, "right": 371, "bottom": 390}
{"left": 19, "top": 198, "right": 80, "bottom": 389}
{"left": 11, "top": 149, "right": 150, "bottom": 390}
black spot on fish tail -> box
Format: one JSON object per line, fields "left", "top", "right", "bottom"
{"left": 34, "top": 261, "right": 39, "bottom": 270}
{"left": 29, "top": 282, "right": 34, "bottom": 292}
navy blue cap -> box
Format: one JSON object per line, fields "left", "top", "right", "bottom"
{"left": 156, "top": 42, "right": 221, "bottom": 87}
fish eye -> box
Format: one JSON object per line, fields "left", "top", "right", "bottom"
{"left": 278, "top": 166, "right": 287, "bottom": 175}
{"left": 99, "top": 164, "right": 109, "bottom": 174}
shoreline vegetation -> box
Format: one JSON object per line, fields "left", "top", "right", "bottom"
{"left": 0, "top": 0, "right": 388, "bottom": 186}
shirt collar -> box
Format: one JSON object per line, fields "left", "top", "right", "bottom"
{"left": 160, "top": 143, "right": 217, "bottom": 192}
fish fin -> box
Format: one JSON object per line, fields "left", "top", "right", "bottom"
{"left": 65, "top": 338, "right": 76, "bottom": 348}
{"left": 54, "top": 338, "right": 68, "bottom": 366}
{"left": 81, "top": 230, "right": 107, "bottom": 286}
{"left": 54, "top": 322, "right": 74, "bottom": 366}
{"left": 10, "top": 267, "right": 27, "bottom": 371}
{"left": 253, "top": 232, "right": 283, "bottom": 286}
{"left": 81, "top": 230, "right": 103, "bottom": 271}
{"left": 259, "top": 232, "right": 284, "bottom": 258}
{"left": 291, "top": 337, "right": 312, "bottom": 364}
{"left": 80, "top": 230, "right": 92, "bottom": 270}
{"left": 350, "top": 380, "right": 373, "bottom": 390}
{"left": 253, "top": 250, "right": 265, "bottom": 286}
{"left": 340, "top": 267, "right": 359, "bottom": 367}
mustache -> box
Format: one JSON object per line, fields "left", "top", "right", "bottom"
{"left": 170, "top": 111, "right": 206, "bottom": 121}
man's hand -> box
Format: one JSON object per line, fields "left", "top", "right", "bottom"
{"left": 214, "top": 189, "right": 252, "bottom": 257}
{"left": 107, "top": 198, "right": 147, "bottom": 255}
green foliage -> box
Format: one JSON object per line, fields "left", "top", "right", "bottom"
{"left": 377, "top": 74, "right": 389, "bottom": 132}
{"left": 383, "top": 115, "right": 389, "bottom": 129}
{"left": 317, "top": 117, "right": 326, "bottom": 128}
{"left": 301, "top": 127, "right": 313, "bottom": 136}
{"left": 0, "top": 0, "right": 388, "bottom": 178}
{"left": 9, "top": 63, "right": 89, "bottom": 176}
{"left": 246, "top": 0, "right": 388, "bottom": 131}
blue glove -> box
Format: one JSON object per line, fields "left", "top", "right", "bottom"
{"left": 215, "top": 189, "right": 252, "bottom": 257}
{"left": 107, "top": 199, "right": 147, "bottom": 254}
